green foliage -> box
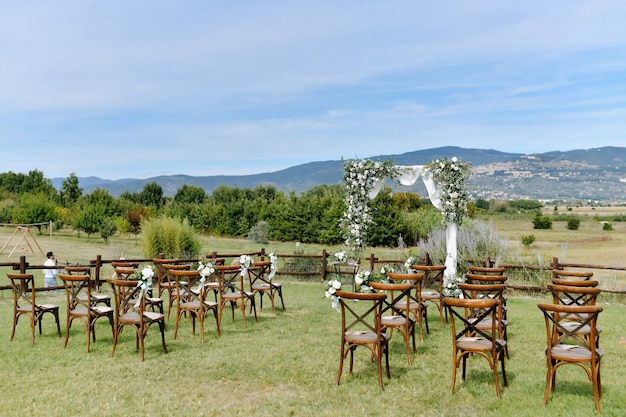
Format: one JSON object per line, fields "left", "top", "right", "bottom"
{"left": 521, "top": 234, "right": 536, "bottom": 246}
{"left": 0, "top": 169, "right": 56, "bottom": 196}
{"left": 603, "top": 222, "right": 613, "bottom": 231}
{"left": 508, "top": 199, "right": 543, "bottom": 211}
{"left": 401, "top": 206, "right": 441, "bottom": 246}
{"left": 59, "top": 172, "right": 82, "bottom": 206}
{"left": 74, "top": 206, "right": 102, "bottom": 240}
{"left": 532, "top": 213, "right": 553, "bottom": 229}
{"left": 141, "top": 216, "right": 201, "bottom": 258}
{"left": 475, "top": 198, "right": 490, "bottom": 211}
{"left": 173, "top": 184, "right": 207, "bottom": 204}
{"left": 566, "top": 217, "right": 581, "bottom": 230}
{"left": 12, "top": 193, "right": 59, "bottom": 232}
{"left": 99, "top": 217, "right": 118, "bottom": 244}
{"left": 248, "top": 220, "right": 270, "bottom": 244}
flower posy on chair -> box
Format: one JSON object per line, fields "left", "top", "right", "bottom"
{"left": 134, "top": 265, "right": 154, "bottom": 307}
{"left": 325, "top": 279, "right": 342, "bottom": 312}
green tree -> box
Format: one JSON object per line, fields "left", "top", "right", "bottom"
{"left": 12, "top": 193, "right": 59, "bottom": 232}
{"left": 60, "top": 172, "right": 82, "bottom": 205}
{"left": 139, "top": 182, "right": 165, "bottom": 208}
{"left": 174, "top": 184, "right": 207, "bottom": 204}
{"left": 75, "top": 207, "right": 101, "bottom": 240}
{"left": 99, "top": 217, "right": 118, "bottom": 244}
{"left": 532, "top": 213, "right": 552, "bottom": 230}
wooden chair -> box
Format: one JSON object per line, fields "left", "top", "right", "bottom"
{"left": 151, "top": 260, "right": 190, "bottom": 318}
{"left": 465, "top": 273, "right": 509, "bottom": 322}
{"left": 64, "top": 265, "right": 111, "bottom": 307}
{"left": 411, "top": 265, "right": 446, "bottom": 327}
{"left": 548, "top": 284, "right": 602, "bottom": 345}
{"left": 468, "top": 266, "right": 506, "bottom": 276}
{"left": 113, "top": 267, "right": 164, "bottom": 315}
{"left": 7, "top": 273, "right": 61, "bottom": 343}
{"left": 336, "top": 290, "right": 390, "bottom": 390}
{"left": 170, "top": 269, "right": 220, "bottom": 343}
{"left": 537, "top": 302, "right": 603, "bottom": 412}
{"left": 369, "top": 280, "right": 416, "bottom": 365}
{"left": 247, "top": 260, "right": 285, "bottom": 313}
{"left": 59, "top": 273, "right": 114, "bottom": 352}
{"left": 108, "top": 278, "right": 168, "bottom": 361}
{"left": 216, "top": 265, "right": 258, "bottom": 328}
{"left": 444, "top": 297, "right": 508, "bottom": 398}
{"left": 387, "top": 272, "right": 429, "bottom": 339}
{"left": 459, "top": 282, "right": 509, "bottom": 358}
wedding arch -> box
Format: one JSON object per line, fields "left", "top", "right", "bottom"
{"left": 340, "top": 157, "right": 471, "bottom": 281}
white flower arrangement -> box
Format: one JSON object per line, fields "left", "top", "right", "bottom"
{"left": 331, "top": 251, "right": 347, "bottom": 264}
{"left": 404, "top": 256, "right": 416, "bottom": 271}
{"left": 268, "top": 252, "right": 278, "bottom": 280}
{"left": 134, "top": 265, "right": 154, "bottom": 307}
{"left": 239, "top": 254, "right": 253, "bottom": 276}
{"left": 425, "top": 156, "right": 471, "bottom": 225}
{"left": 340, "top": 158, "right": 399, "bottom": 259}
{"left": 197, "top": 261, "right": 216, "bottom": 278}
{"left": 443, "top": 274, "right": 464, "bottom": 298}
{"left": 324, "top": 279, "right": 343, "bottom": 312}
{"left": 354, "top": 264, "right": 394, "bottom": 292}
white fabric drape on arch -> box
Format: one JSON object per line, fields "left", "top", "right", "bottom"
{"left": 369, "top": 165, "right": 457, "bottom": 278}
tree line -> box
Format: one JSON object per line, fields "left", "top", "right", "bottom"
{"left": 0, "top": 170, "right": 445, "bottom": 246}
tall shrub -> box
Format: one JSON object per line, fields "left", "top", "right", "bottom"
{"left": 141, "top": 216, "right": 201, "bottom": 258}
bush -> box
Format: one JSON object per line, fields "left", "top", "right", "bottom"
{"left": 566, "top": 217, "right": 581, "bottom": 230}
{"left": 603, "top": 222, "right": 613, "bottom": 231}
{"left": 532, "top": 214, "right": 552, "bottom": 229}
{"left": 248, "top": 220, "right": 270, "bottom": 243}
{"left": 141, "top": 216, "right": 201, "bottom": 258}
{"left": 521, "top": 234, "right": 536, "bottom": 246}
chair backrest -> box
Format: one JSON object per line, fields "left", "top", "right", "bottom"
{"left": 108, "top": 278, "right": 143, "bottom": 316}
{"left": 551, "top": 277, "right": 599, "bottom": 287}
{"left": 114, "top": 267, "right": 137, "bottom": 280}
{"left": 465, "top": 273, "right": 508, "bottom": 285}
{"left": 369, "top": 281, "right": 413, "bottom": 316}
{"left": 216, "top": 265, "right": 244, "bottom": 293}
{"left": 335, "top": 291, "right": 387, "bottom": 336}
{"left": 64, "top": 265, "right": 91, "bottom": 275}
{"left": 7, "top": 273, "right": 36, "bottom": 309}
{"left": 444, "top": 297, "right": 500, "bottom": 345}
{"left": 549, "top": 284, "right": 601, "bottom": 306}
{"left": 58, "top": 273, "right": 92, "bottom": 311}
{"left": 551, "top": 269, "right": 594, "bottom": 281}
{"left": 170, "top": 269, "right": 208, "bottom": 301}
{"left": 386, "top": 271, "right": 425, "bottom": 304}
{"left": 410, "top": 265, "right": 445, "bottom": 290}
{"left": 537, "top": 302, "right": 602, "bottom": 352}
{"left": 467, "top": 266, "right": 506, "bottom": 275}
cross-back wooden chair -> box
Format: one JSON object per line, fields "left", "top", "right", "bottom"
{"left": 64, "top": 265, "right": 111, "bottom": 307}
{"left": 153, "top": 261, "right": 191, "bottom": 319}
{"left": 170, "top": 269, "right": 220, "bottom": 343}
{"left": 537, "top": 302, "right": 603, "bottom": 412}
{"left": 336, "top": 290, "right": 390, "bottom": 390}
{"left": 59, "top": 273, "right": 114, "bottom": 352}
{"left": 108, "top": 278, "right": 168, "bottom": 361}
{"left": 387, "top": 272, "right": 429, "bottom": 339}
{"left": 467, "top": 266, "right": 506, "bottom": 276}
{"left": 459, "top": 282, "right": 509, "bottom": 358}
{"left": 113, "top": 267, "right": 164, "bottom": 315}
{"left": 465, "top": 273, "right": 509, "bottom": 321}
{"left": 216, "top": 264, "right": 258, "bottom": 328}
{"left": 411, "top": 265, "right": 446, "bottom": 327}
{"left": 444, "top": 296, "right": 508, "bottom": 398}
{"left": 247, "top": 260, "right": 285, "bottom": 313}
{"left": 7, "top": 273, "right": 61, "bottom": 343}
{"left": 369, "top": 280, "right": 416, "bottom": 365}
{"left": 548, "top": 284, "right": 602, "bottom": 346}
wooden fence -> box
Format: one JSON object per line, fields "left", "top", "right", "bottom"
{"left": 1, "top": 251, "right": 625, "bottom": 295}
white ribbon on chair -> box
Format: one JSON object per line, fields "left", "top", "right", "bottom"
{"left": 134, "top": 265, "right": 154, "bottom": 308}
{"left": 268, "top": 253, "right": 278, "bottom": 280}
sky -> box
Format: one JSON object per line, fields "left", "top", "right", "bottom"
{"left": 1, "top": 1, "right": 626, "bottom": 180}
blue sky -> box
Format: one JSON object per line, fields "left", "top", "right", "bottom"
{"left": 2, "top": 1, "right": 625, "bottom": 180}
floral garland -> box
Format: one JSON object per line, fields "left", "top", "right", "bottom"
{"left": 340, "top": 158, "right": 398, "bottom": 259}
{"left": 425, "top": 156, "right": 471, "bottom": 225}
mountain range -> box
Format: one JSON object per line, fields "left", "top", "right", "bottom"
{"left": 52, "top": 146, "right": 626, "bottom": 202}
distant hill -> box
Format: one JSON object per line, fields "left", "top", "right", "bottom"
{"left": 52, "top": 146, "right": 626, "bottom": 201}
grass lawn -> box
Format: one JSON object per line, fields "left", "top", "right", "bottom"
{"left": 1, "top": 279, "right": 625, "bottom": 417}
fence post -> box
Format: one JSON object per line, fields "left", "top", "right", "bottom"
{"left": 369, "top": 253, "right": 376, "bottom": 272}
{"left": 551, "top": 257, "right": 560, "bottom": 270}
{"left": 322, "top": 249, "right": 328, "bottom": 282}
{"left": 19, "top": 255, "right": 27, "bottom": 274}
{"left": 94, "top": 254, "right": 102, "bottom": 288}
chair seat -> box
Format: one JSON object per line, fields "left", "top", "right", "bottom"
{"left": 421, "top": 291, "right": 440, "bottom": 299}
{"left": 345, "top": 331, "right": 391, "bottom": 344}
{"left": 39, "top": 304, "right": 59, "bottom": 310}
{"left": 551, "top": 344, "right": 603, "bottom": 361}
{"left": 457, "top": 337, "right": 506, "bottom": 351}
{"left": 93, "top": 306, "right": 114, "bottom": 314}
{"left": 381, "top": 315, "right": 413, "bottom": 327}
